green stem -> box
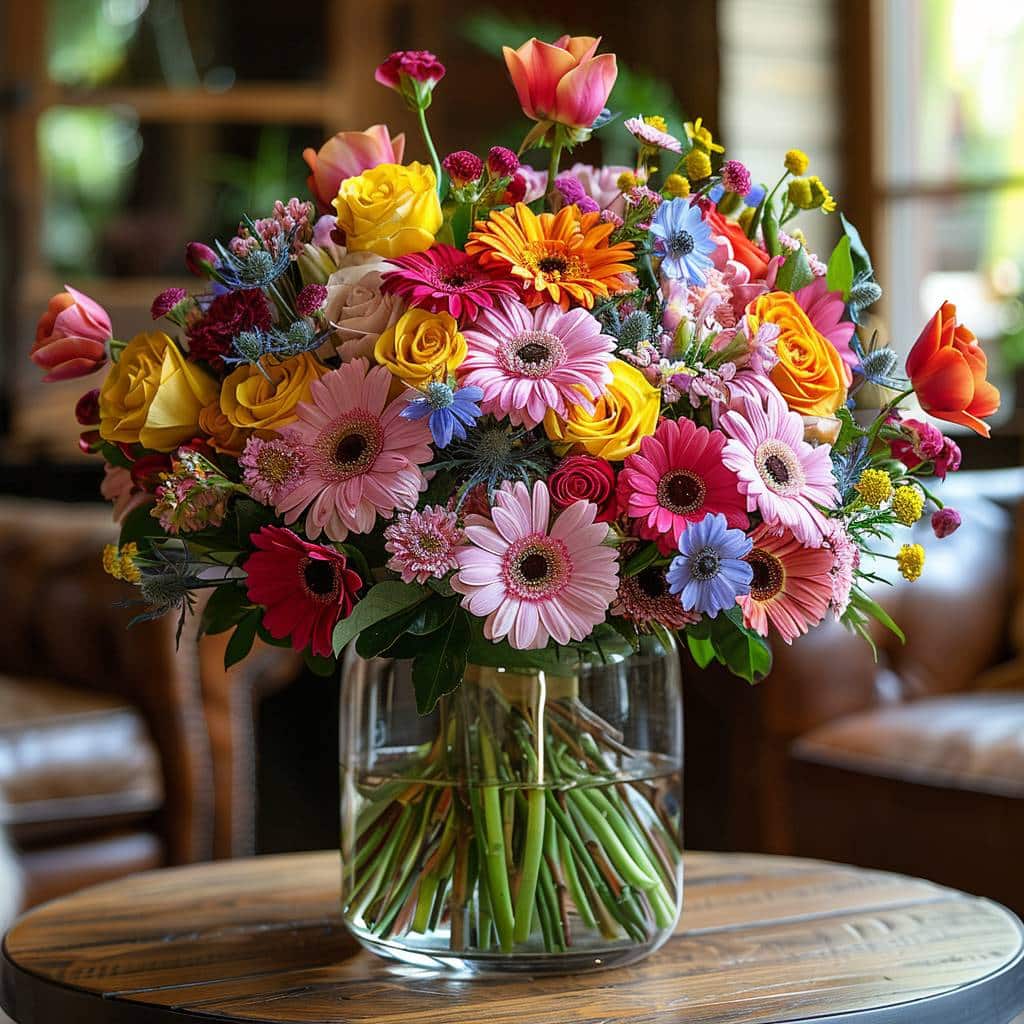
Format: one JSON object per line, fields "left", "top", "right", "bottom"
{"left": 513, "top": 787, "right": 546, "bottom": 943}
{"left": 544, "top": 134, "right": 565, "bottom": 207}
{"left": 417, "top": 105, "right": 443, "bottom": 195}
{"left": 478, "top": 724, "right": 516, "bottom": 950}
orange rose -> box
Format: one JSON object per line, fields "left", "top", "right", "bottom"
{"left": 748, "top": 291, "right": 848, "bottom": 416}
{"left": 906, "top": 302, "right": 999, "bottom": 437}
{"left": 198, "top": 399, "right": 249, "bottom": 455}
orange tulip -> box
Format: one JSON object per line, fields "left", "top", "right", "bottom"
{"left": 906, "top": 302, "right": 999, "bottom": 437}
{"left": 502, "top": 35, "right": 617, "bottom": 130}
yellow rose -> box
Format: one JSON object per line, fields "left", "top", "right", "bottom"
{"left": 748, "top": 291, "right": 849, "bottom": 416}
{"left": 198, "top": 399, "right": 249, "bottom": 455}
{"left": 333, "top": 162, "right": 442, "bottom": 258}
{"left": 100, "top": 331, "right": 218, "bottom": 452}
{"left": 374, "top": 308, "right": 466, "bottom": 388}
{"left": 220, "top": 354, "right": 328, "bottom": 433}
{"left": 544, "top": 358, "right": 660, "bottom": 461}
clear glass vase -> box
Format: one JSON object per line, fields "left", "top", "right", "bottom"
{"left": 339, "top": 636, "right": 683, "bottom": 974}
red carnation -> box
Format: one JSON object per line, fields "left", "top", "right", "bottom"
{"left": 549, "top": 455, "right": 618, "bottom": 523}
{"left": 186, "top": 289, "right": 272, "bottom": 371}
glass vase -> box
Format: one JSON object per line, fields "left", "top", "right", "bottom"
{"left": 339, "top": 636, "right": 683, "bottom": 974}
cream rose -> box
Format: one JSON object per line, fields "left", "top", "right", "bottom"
{"left": 323, "top": 255, "right": 406, "bottom": 360}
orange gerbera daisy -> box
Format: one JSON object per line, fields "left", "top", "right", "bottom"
{"left": 466, "top": 202, "right": 635, "bottom": 310}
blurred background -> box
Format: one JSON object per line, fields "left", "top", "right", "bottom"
{"left": 1, "top": 0, "right": 1023, "bottom": 942}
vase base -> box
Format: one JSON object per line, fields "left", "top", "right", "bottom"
{"left": 349, "top": 927, "right": 672, "bottom": 976}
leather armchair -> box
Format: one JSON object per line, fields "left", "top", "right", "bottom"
{"left": 0, "top": 498, "right": 299, "bottom": 909}
{"left": 684, "top": 469, "right": 1024, "bottom": 914}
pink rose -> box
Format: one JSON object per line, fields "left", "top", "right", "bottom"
{"left": 31, "top": 286, "right": 111, "bottom": 382}
{"left": 548, "top": 455, "right": 618, "bottom": 523}
{"left": 324, "top": 256, "right": 406, "bottom": 360}
{"left": 302, "top": 125, "right": 406, "bottom": 212}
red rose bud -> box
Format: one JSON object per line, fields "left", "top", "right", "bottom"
{"left": 442, "top": 150, "right": 484, "bottom": 187}
{"left": 375, "top": 50, "right": 445, "bottom": 109}
{"left": 931, "top": 507, "right": 962, "bottom": 538}
{"left": 185, "top": 241, "right": 220, "bottom": 278}
{"left": 151, "top": 287, "right": 189, "bottom": 321}
{"left": 487, "top": 146, "right": 520, "bottom": 177}
{"left": 78, "top": 430, "right": 102, "bottom": 455}
{"left": 31, "top": 286, "right": 111, "bottom": 382}
{"left": 75, "top": 387, "right": 101, "bottom": 426}
{"left": 549, "top": 454, "right": 617, "bottom": 522}
{"left": 130, "top": 453, "right": 174, "bottom": 490}
{"left": 503, "top": 172, "right": 528, "bottom": 204}
{"left": 296, "top": 283, "right": 328, "bottom": 317}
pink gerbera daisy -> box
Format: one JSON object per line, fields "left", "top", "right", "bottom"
{"left": 384, "top": 505, "right": 464, "bottom": 584}
{"left": 720, "top": 394, "right": 839, "bottom": 545}
{"left": 737, "top": 524, "right": 833, "bottom": 644}
{"left": 276, "top": 358, "right": 432, "bottom": 541}
{"left": 794, "top": 277, "right": 856, "bottom": 375}
{"left": 243, "top": 526, "right": 363, "bottom": 658}
{"left": 451, "top": 480, "right": 619, "bottom": 650}
{"left": 617, "top": 418, "right": 747, "bottom": 554}
{"left": 240, "top": 435, "right": 307, "bottom": 506}
{"left": 459, "top": 299, "right": 615, "bottom": 429}
{"left": 380, "top": 245, "right": 519, "bottom": 323}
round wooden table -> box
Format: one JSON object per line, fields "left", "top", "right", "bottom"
{"left": 2, "top": 851, "right": 1023, "bottom": 1024}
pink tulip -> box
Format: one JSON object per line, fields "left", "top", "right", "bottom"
{"left": 31, "top": 285, "right": 111, "bottom": 382}
{"left": 302, "top": 124, "right": 406, "bottom": 212}
{"left": 502, "top": 35, "right": 617, "bottom": 130}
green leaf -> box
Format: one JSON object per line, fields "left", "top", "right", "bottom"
{"left": 101, "top": 442, "right": 135, "bottom": 470}
{"left": 407, "top": 596, "right": 458, "bottom": 635}
{"left": 840, "top": 213, "right": 874, "bottom": 278}
{"left": 198, "top": 582, "right": 250, "bottom": 636}
{"left": 774, "top": 246, "right": 814, "bottom": 293}
{"left": 826, "top": 236, "right": 854, "bottom": 299}
{"left": 119, "top": 502, "right": 160, "bottom": 549}
{"left": 412, "top": 611, "right": 470, "bottom": 714}
{"left": 225, "top": 611, "right": 260, "bottom": 668}
{"left": 354, "top": 606, "right": 422, "bottom": 659}
{"left": 762, "top": 200, "right": 781, "bottom": 258}
{"left": 686, "top": 632, "right": 716, "bottom": 669}
{"left": 233, "top": 499, "right": 275, "bottom": 548}
{"left": 849, "top": 588, "right": 905, "bottom": 644}
{"left": 712, "top": 607, "right": 773, "bottom": 684}
{"left": 624, "top": 543, "right": 662, "bottom": 578}
{"left": 332, "top": 581, "right": 428, "bottom": 655}
{"left": 833, "top": 407, "right": 867, "bottom": 455}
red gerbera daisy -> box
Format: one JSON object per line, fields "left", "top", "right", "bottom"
{"left": 243, "top": 526, "right": 362, "bottom": 658}
{"left": 380, "top": 244, "right": 519, "bottom": 323}
{"left": 617, "top": 417, "right": 747, "bottom": 553}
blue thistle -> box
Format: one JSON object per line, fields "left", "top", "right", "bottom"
{"left": 433, "top": 419, "right": 553, "bottom": 499}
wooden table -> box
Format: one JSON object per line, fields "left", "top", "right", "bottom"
{"left": 3, "top": 851, "right": 1023, "bottom": 1024}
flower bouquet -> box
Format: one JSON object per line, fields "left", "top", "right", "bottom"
{"left": 31, "top": 33, "right": 998, "bottom": 972}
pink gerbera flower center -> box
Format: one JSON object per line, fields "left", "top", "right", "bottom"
{"left": 754, "top": 439, "right": 806, "bottom": 497}
{"left": 300, "top": 557, "right": 341, "bottom": 602}
{"left": 747, "top": 547, "right": 785, "bottom": 602}
{"left": 498, "top": 329, "right": 566, "bottom": 378}
{"left": 501, "top": 533, "right": 572, "bottom": 601}
{"left": 319, "top": 410, "right": 384, "bottom": 481}
{"left": 656, "top": 469, "right": 708, "bottom": 516}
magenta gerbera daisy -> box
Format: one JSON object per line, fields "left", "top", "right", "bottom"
{"left": 617, "top": 418, "right": 747, "bottom": 554}
{"left": 384, "top": 505, "right": 464, "bottom": 584}
{"left": 380, "top": 245, "right": 519, "bottom": 323}
{"left": 244, "top": 526, "right": 363, "bottom": 658}
{"left": 459, "top": 299, "right": 615, "bottom": 429}
{"left": 720, "top": 393, "right": 839, "bottom": 545}
{"left": 275, "top": 358, "right": 432, "bottom": 542}
{"left": 451, "top": 480, "right": 619, "bottom": 650}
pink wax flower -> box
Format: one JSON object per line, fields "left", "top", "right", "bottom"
{"left": 151, "top": 287, "right": 189, "bottom": 321}
{"left": 503, "top": 35, "right": 617, "bottom": 130}
{"left": 794, "top": 277, "right": 856, "bottom": 375}
{"left": 31, "top": 286, "right": 111, "bottom": 382}
{"left": 302, "top": 124, "right": 406, "bottom": 212}
{"left": 932, "top": 507, "right": 962, "bottom": 538}
{"left": 451, "top": 480, "right": 619, "bottom": 650}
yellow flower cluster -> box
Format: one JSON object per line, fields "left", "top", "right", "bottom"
{"left": 684, "top": 117, "right": 724, "bottom": 154}
{"left": 788, "top": 175, "right": 836, "bottom": 214}
{"left": 897, "top": 543, "right": 926, "bottom": 582}
{"left": 855, "top": 468, "right": 893, "bottom": 507}
{"left": 684, "top": 150, "right": 712, "bottom": 182}
{"left": 784, "top": 149, "right": 809, "bottom": 175}
{"left": 103, "top": 542, "right": 141, "bottom": 583}
{"left": 892, "top": 485, "right": 924, "bottom": 526}
{"left": 663, "top": 173, "right": 690, "bottom": 198}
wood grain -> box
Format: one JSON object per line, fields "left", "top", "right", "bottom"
{"left": 2, "top": 851, "right": 1023, "bottom": 1024}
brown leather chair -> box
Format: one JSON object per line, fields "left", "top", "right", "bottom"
{"left": 684, "top": 469, "right": 1024, "bottom": 915}
{"left": 0, "top": 498, "right": 299, "bottom": 909}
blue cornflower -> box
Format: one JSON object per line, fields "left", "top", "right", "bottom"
{"left": 401, "top": 381, "right": 483, "bottom": 449}
{"left": 709, "top": 182, "right": 765, "bottom": 207}
{"left": 649, "top": 198, "right": 716, "bottom": 284}
{"left": 666, "top": 512, "right": 753, "bottom": 617}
